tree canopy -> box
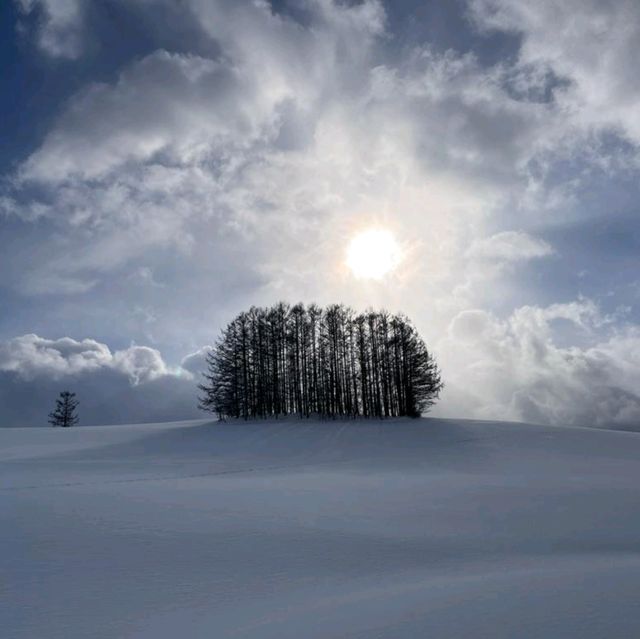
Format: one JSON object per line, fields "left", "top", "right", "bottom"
{"left": 199, "top": 303, "right": 442, "bottom": 420}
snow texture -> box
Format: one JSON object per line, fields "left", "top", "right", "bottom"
{"left": 2, "top": 417, "right": 640, "bottom": 638}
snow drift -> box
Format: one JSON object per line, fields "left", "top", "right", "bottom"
{"left": 2, "top": 417, "right": 640, "bottom": 638}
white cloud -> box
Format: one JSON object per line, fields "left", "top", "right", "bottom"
{"left": 436, "top": 299, "right": 640, "bottom": 428}
{"left": 0, "top": 334, "right": 202, "bottom": 427}
{"left": 0, "top": 334, "right": 111, "bottom": 379}
{"left": 18, "top": 51, "right": 271, "bottom": 183}
{"left": 469, "top": 0, "right": 640, "bottom": 147}
{"left": 180, "top": 346, "right": 211, "bottom": 375}
{"left": 5, "top": 1, "right": 562, "bottom": 301}
{"left": 4, "top": 2, "right": 397, "bottom": 294}
{"left": 17, "top": 0, "right": 84, "bottom": 59}
{"left": 4, "top": 1, "right": 640, "bottom": 430}
{"left": 0, "top": 334, "right": 184, "bottom": 384}
{"left": 468, "top": 231, "right": 553, "bottom": 262}
{"left": 112, "top": 346, "right": 169, "bottom": 384}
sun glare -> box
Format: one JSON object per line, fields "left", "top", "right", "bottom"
{"left": 346, "top": 228, "right": 402, "bottom": 280}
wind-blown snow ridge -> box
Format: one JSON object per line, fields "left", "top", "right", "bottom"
{"left": 2, "top": 417, "right": 640, "bottom": 638}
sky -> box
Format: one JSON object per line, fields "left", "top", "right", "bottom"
{"left": 2, "top": 0, "right": 640, "bottom": 428}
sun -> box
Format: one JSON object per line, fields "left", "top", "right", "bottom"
{"left": 346, "top": 228, "right": 402, "bottom": 280}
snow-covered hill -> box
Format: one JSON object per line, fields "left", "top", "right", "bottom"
{"left": 3, "top": 417, "right": 640, "bottom": 638}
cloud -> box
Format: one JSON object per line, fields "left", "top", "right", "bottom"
{"left": 0, "top": 334, "right": 202, "bottom": 427}
{"left": 0, "top": 334, "right": 176, "bottom": 383}
{"left": 18, "top": 50, "right": 276, "bottom": 183}
{"left": 0, "top": 335, "right": 112, "bottom": 379}
{"left": 467, "top": 231, "right": 553, "bottom": 262}
{"left": 180, "top": 346, "right": 211, "bottom": 376}
{"left": 436, "top": 298, "right": 640, "bottom": 429}
{"left": 469, "top": 0, "right": 640, "bottom": 147}
{"left": 15, "top": 1, "right": 386, "bottom": 186}
{"left": 3, "top": 2, "right": 394, "bottom": 297}
{"left": 5, "top": 313, "right": 640, "bottom": 431}
{"left": 4, "top": 1, "right": 640, "bottom": 431}
{"left": 3, "top": 0, "right": 565, "bottom": 306}
{"left": 17, "top": 0, "right": 84, "bottom": 59}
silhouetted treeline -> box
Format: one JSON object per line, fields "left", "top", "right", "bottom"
{"left": 199, "top": 303, "right": 443, "bottom": 420}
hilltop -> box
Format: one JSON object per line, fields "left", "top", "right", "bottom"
{"left": 3, "top": 417, "right": 640, "bottom": 638}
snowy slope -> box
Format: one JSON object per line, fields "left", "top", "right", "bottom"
{"left": 2, "top": 417, "right": 640, "bottom": 638}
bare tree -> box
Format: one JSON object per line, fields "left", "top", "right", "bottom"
{"left": 199, "top": 303, "right": 443, "bottom": 420}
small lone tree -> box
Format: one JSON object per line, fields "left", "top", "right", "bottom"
{"left": 48, "top": 391, "right": 79, "bottom": 428}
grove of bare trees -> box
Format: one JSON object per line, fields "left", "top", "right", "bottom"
{"left": 199, "top": 303, "right": 442, "bottom": 420}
